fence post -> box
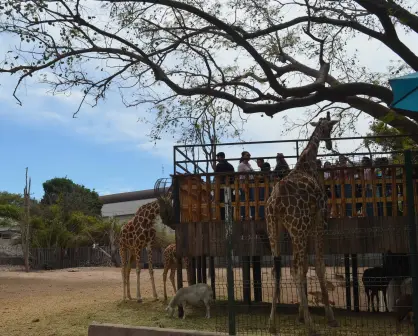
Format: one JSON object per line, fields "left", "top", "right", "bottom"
{"left": 404, "top": 149, "right": 418, "bottom": 336}
{"left": 172, "top": 175, "right": 184, "bottom": 318}
{"left": 225, "top": 187, "right": 236, "bottom": 335}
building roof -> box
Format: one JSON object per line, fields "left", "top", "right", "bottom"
{"left": 101, "top": 199, "right": 156, "bottom": 217}
{"left": 99, "top": 188, "right": 169, "bottom": 204}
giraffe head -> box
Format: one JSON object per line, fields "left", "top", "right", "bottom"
{"left": 157, "top": 193, "right": 175, "bottom": 230}
{"left": 309, "top": 112, "right": 339, "bottom": 150}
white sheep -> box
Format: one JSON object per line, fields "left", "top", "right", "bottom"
{"left": 165, "top": 283, "right": 213, "bottom": 319}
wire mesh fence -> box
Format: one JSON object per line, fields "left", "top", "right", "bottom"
{"left": 180, "top": 247, "right": 415, "bottom": 335}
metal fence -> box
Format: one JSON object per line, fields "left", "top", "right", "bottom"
{"left": 173, "top": 150, "right": 418, "bottom": 336}
{"left": 0, "top": 246, "right": 166, "bottom": 270}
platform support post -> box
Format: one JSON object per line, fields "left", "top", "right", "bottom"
{"left": 225, "top": 187, "right": 236, "bottom": 335}
{"left": 405, "top": 150, "right": 418, "bottom": 336}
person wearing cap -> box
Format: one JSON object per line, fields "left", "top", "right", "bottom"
{"left": 274, "top": 153, "right": 290, "bottom": 179}
{"left": 215, "top": 152, "right": 235, "bottom": 220}
{"left": 361, "top": 156, "right": 374, "bottom": 217}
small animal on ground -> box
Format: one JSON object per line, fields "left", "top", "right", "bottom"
{"left": 362, "top": 266, "right": 390, "bottom": 312}
{"left": 394, "top": 294, "right": 413, "bottom": 333}
{"left": 166, "top": 283, "right": 213, "bottom": 319}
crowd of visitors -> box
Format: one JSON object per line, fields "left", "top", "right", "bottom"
{"left": 213, "top": 151, "right": 410, "bottom": 220}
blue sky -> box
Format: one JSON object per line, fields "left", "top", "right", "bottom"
{"left": 0, "top": 115, "right": 171, "bottom": 199}
{"left": 0, "top": 83, "right": 173, "bottom": 199}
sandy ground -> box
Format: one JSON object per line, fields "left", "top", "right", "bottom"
{"left": 0, "top": 266, "right": 410, "bottom": 336}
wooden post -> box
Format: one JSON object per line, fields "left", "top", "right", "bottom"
{"left": 189, "top": 257, "right": 197, "bottom": 284}
{"left": 252, "top": 256, "right": 262, "bottom": 302}
{"left": 242, "top": 256, "right": 251, "bottom": 305}
{"left": 209, "top": 257, "right": 216, "bottom": 299}
{"left": 202, "top": 255, "right": 207, "bottom": 283}
{"left": 196, "top": 256, "right": 202, "bottom": 283}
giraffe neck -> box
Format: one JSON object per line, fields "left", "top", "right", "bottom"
{"left": 134, "top": 199, "right": 160, "bottom": 220}
{"left": 294, "top": 129, "right": 322, "bottom": 178}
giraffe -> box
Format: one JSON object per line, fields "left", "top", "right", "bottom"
{"left": 119, "top": 194, "right": 174, "bottom": 302}
{"left": 266, "top": 113, "right": 339, "bottom": 335}
{"left": 162, "top": 243, "right": 191, "bottom": 301}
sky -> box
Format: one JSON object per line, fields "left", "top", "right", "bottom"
{"left": 0, "top": 2, "right": 416, "bottom": 199}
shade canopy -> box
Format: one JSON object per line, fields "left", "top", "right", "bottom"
{"left": 389, "top": 71, "right": 418, "bottom": 113}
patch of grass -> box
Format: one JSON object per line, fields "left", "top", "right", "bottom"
{"left": 2, "top": 299, "right": 222, "bottom": 336}
{"left": 2, "top": 297, "right": 413, "bottom": 336}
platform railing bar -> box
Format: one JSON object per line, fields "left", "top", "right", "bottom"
{"left": 173, "top": 134, "right": 414, "bottom": 149}
{"left": 175, "top": 150, "right": 415, "bottom": 165}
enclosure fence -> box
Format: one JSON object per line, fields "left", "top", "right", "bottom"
{"left": 0, "top": 246, "right": 166, "bottom": 270}
{"left": 173, "top": 150, "right": 418, "bottom": 336}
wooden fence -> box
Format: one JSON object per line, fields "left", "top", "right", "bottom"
{"left": 0, "top": 246, "right": 166, "bottom": 270}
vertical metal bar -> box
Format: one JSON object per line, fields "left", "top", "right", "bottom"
{"left": 252, "top": 256, "right": 262, "bottom": 302}
{"left": 172, "top": 176, "right": 184, "bottom": 318}
{"left": 173, "top": 146, "right": 177, "bottom": 175}
{"left": 274, "top": 256, "right": 281, "bottom": 304}
{"left": 404, "top": 150, "right": 418, "bottom": 336}
{"left": 351, "top": 254, "right": 359, "bottom": 312}
{"left": 242, "top": 256, "right": 251, "bottom": 305}
{"left": 225, "top": 187, "right": 236, "bottom": 335}
{"left": 344, "top": 254, "right": 351, "bottom": 311}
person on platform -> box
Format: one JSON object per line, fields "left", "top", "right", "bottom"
{"left": 256, "top": 158, "right": 271, "bottom": 219}
{"left": 215, "top": 152, "right": 235, "bottom": 220}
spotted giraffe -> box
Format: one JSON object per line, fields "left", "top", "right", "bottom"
{"left": 162, "top": 243, "right": 191, "bottom": 301}
{"left": 266, "top": 113, "right": 339, "bottom": 335}
{"left": 119, "top": 194, "right": 174, "bottom": 302}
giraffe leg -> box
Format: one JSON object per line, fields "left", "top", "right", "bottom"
{"left": 169, "top": 265, "right": 177, "bottom": 294}
{"left": 292, "top": 245, "right": 318, "bottom": 336}
{"left": 163, "top": 263, "right": 169, "bottom": 302}
{"left": 298, "top": 253, "right": 309, "bottom": 324}
{"left": 119, "top": 246, "right": 128, "bottom": 301}
{"left": 314, "top": 222, "right": 338, "bottom": 328}
{"left": 134, "top": 249, "right": 143, "bottom": 303}
{"left": 267, "top": 225, "right": 282, "bottom": 335}
{"left": 126, "top": 252, "right": 133, "bottom": 300}
{"left": 147, "top": 245, "right": 158, "bottom": 300}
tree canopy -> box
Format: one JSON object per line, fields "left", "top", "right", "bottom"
{"left": 0, "top": 0, "right": 418, "bottom": 142}
{"left": 0, "top": 177, "right": 106, "bottom": 249}
{"left": 41, "top": 177, "right": 102, "bottom": 216}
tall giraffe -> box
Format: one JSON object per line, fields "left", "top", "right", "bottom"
{"left": 119, "top": 194, "right": 174, "bottom": 302}
{"left": 162, "top": 243, "right": 191, "bottom": 301}
{"left": 266, "top": 113, "right": 339, "bottom": 335}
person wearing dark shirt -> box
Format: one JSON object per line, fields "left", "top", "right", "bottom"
{"left": 257, "top": 158, "right": 271, "bottom": 172}
{"left": 274, "top": 153, "right": 290, "bottom": 179}
{"left": 215, "top": 152, "right": 235, "bottom": 179}
{"left": 215, "top": 152, "right": 235, "bottom": 220}
{"left": 256, "top": 158, "right": 271, "bottom": 219}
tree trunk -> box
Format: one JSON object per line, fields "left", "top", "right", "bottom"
{"left": 108, "top": 218, "right": 120, "bottom": 267}
{"left": 23, "top": 167, "right": 31, "bottom": 272}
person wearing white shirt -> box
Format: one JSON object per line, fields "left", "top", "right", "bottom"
{"left": 238, "top": 151, "right": 254, "bottom": 219}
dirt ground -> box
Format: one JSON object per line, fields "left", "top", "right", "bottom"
{"left": 0, "top": 266, "right": 411, "bottom": 336}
